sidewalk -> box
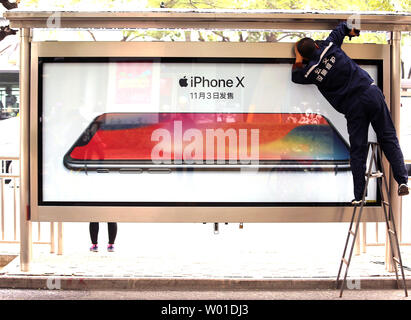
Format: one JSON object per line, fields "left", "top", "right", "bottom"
{"left": 1, "top": 223, "right": 411, "bottom": 293}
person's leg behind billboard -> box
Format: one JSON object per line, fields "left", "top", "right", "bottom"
{"left": 107, "top": 222, "right": 117, "bottom": 252}
{"left": 89, "top": 222, "right": 99, "bottom": 252}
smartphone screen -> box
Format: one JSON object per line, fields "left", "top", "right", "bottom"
{"left": 64, "top": 112, "right": 350, "bottom": 169}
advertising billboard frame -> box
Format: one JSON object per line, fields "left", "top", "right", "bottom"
{"left": 29, "top": 41, "right": 389, "bottom": 222}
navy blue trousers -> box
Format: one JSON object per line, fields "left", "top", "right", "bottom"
{"left": 345, "top": 85, "right": 408, "bottom": 200}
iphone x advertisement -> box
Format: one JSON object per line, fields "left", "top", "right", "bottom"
{"left": 39, "top": 58, "right": 380, "bottom": 205}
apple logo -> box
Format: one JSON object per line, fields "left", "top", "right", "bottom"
{"left": 179, "top": 76, "right": 188, "bottom": 87}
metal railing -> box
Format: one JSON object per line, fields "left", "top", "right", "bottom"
{"left": 0, "top": 158, "right": 58, "bottom": 253}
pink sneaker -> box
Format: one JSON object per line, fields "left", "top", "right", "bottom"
{"left": 107, "top": 244, "right": 115, "bottom": 252}
{"left": 90, "top": 244, "right": 98, "bottom": 252}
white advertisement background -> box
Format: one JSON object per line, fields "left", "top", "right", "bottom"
{"left": 41, "top": 61, "right": 378, "bottom": 203}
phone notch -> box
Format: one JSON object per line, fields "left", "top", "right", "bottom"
{"left": 119, "top": 168, "right": 143, "bottom": 174}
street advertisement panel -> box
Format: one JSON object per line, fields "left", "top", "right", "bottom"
{"left": 39, "top": 58, "right": 379, "bottom": 205}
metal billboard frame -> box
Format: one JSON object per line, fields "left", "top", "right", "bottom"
{"left": 29, "top": 41, "right": 388, "bottom": 223}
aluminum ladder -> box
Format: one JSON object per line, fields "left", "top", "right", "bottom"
{"left": 336, "top": 142, "right": 408, "bottom": 297}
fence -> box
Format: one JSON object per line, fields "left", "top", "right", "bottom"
{"left": 0, "top": 157, "right": 59, "bottom": 253}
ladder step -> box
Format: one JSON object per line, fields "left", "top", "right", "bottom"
{"left": 388, "top": 228, "right": 395, "bottom": 235}
{"left": 383, "top": 201, "right": 390, "bottom": 207}
{"left": 393, "top": 257, "right": 400, "bottom": 264}
{"left": 369, "top": 171, "right": 383, "bottom": 178}
{"left": 342, "top": 258, "right": 349, "bottom": 265}
{"left": 349, "top": 230, "right": 355, "bottom": 236}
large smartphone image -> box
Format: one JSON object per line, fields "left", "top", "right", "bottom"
{"left": 63, "top": 112, "right": 351, "bottom": 172}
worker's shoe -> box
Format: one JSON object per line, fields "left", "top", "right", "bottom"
{"left": 398, "top": 184, "right": 409, "bottom": 196}
{"left": 351, "top": 199, "right": 364, "bottom": 206}
{"left": 89, "top": 244, "right": 98, "bottom": 252}
{"left": 107, "top": 244, "right": 115, "bottom": 252}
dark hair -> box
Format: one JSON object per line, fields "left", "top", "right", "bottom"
{"left": 297, "top": 37, "right": 316, "bottom": 59}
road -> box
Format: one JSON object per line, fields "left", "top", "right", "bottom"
{"left": 0, "top": 288, "right": 409, "bottom": 300}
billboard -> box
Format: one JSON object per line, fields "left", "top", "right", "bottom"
{"left": 39, "top": 57, "right": 380, "bottom": 206}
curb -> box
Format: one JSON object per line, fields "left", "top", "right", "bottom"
{"left": 0, "top": 276, "right": 410, "bottom": 291}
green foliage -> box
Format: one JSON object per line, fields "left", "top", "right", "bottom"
{"left": 145, "top": 0, "right": 407, "bottom": 11}
{"left": 15, "top": 0, "right": 410, "bottom": 77}
{"left": 17, "top": 0, "right": 410, "bottom": 44}
{"left": 19, "top": 0, "right": 410, "bottom": 11}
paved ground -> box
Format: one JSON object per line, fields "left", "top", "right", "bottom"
{"left": 0, "top": 288, "right": 409, "bottom": 300}
{"left": 2, "top": 223, "right": 411, "bottom": 279}
{"left": 1, "top": 223, "right": 411, "bottom": 300}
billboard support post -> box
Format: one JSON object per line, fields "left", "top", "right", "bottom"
{"left": 19, "top": 28, "right": 32, "bottom": 272}
{"left": 386, "top": 30, "right": 402, "bottom": 272}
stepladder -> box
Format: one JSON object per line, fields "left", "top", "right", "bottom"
{"left": 336, "top": 142, "right": 408, "bottom": 297}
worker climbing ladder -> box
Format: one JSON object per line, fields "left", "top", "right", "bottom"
{"left": 336, "top": 142, "right": 408, "bottom": 298}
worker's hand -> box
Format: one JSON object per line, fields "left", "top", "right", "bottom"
{"left": 0, "top": 26, "right": 17, "bottom": 42}
{"left": 348, "top": 28, "right": 360, "bottom": 40}
{"left": 0, "top": 0, "right": 18, "bottom": 10}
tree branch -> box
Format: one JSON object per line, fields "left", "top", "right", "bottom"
{"left": 264, "top": 32, "right": 277, "bottom": 42}
{"left": 188, "top": 0, "right": 198, "bottom": 9}
{"left": 0, "top": 44, "right": 11, "bottom": 55}
{"left": 121, "top": 31, "right": 131, "bottom": 42}
{"left": 198, "top": 31, "right": 205, "bottom": 42}
{"left": 238, "top": 31, "right": 248, "bottom": 42}
{"left": 87, "top": 30, "right": 97, "bottom": 41}
{"left": 212, "top": 31, "right": 230, "bottom": 42}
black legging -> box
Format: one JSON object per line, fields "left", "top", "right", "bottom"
{"left": 89, "top": 222, "right": 117, "bottom": 245}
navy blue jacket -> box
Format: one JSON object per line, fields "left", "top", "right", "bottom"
{"left": 291, "top": 22, "right": 374, "bottom": 115}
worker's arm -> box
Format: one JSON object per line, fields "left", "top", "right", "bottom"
{"left": 291, "top": 43, "right": 311, "bottom": 84}
{"left": 325, "top": 22, "right": 359, "bottom": 47}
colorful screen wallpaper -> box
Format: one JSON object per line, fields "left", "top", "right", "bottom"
{"left": 41, "top": 61, "right": 379, "bottom": 204}
{"left": 68, "top": 113, "right": 350, "bottom": 163}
